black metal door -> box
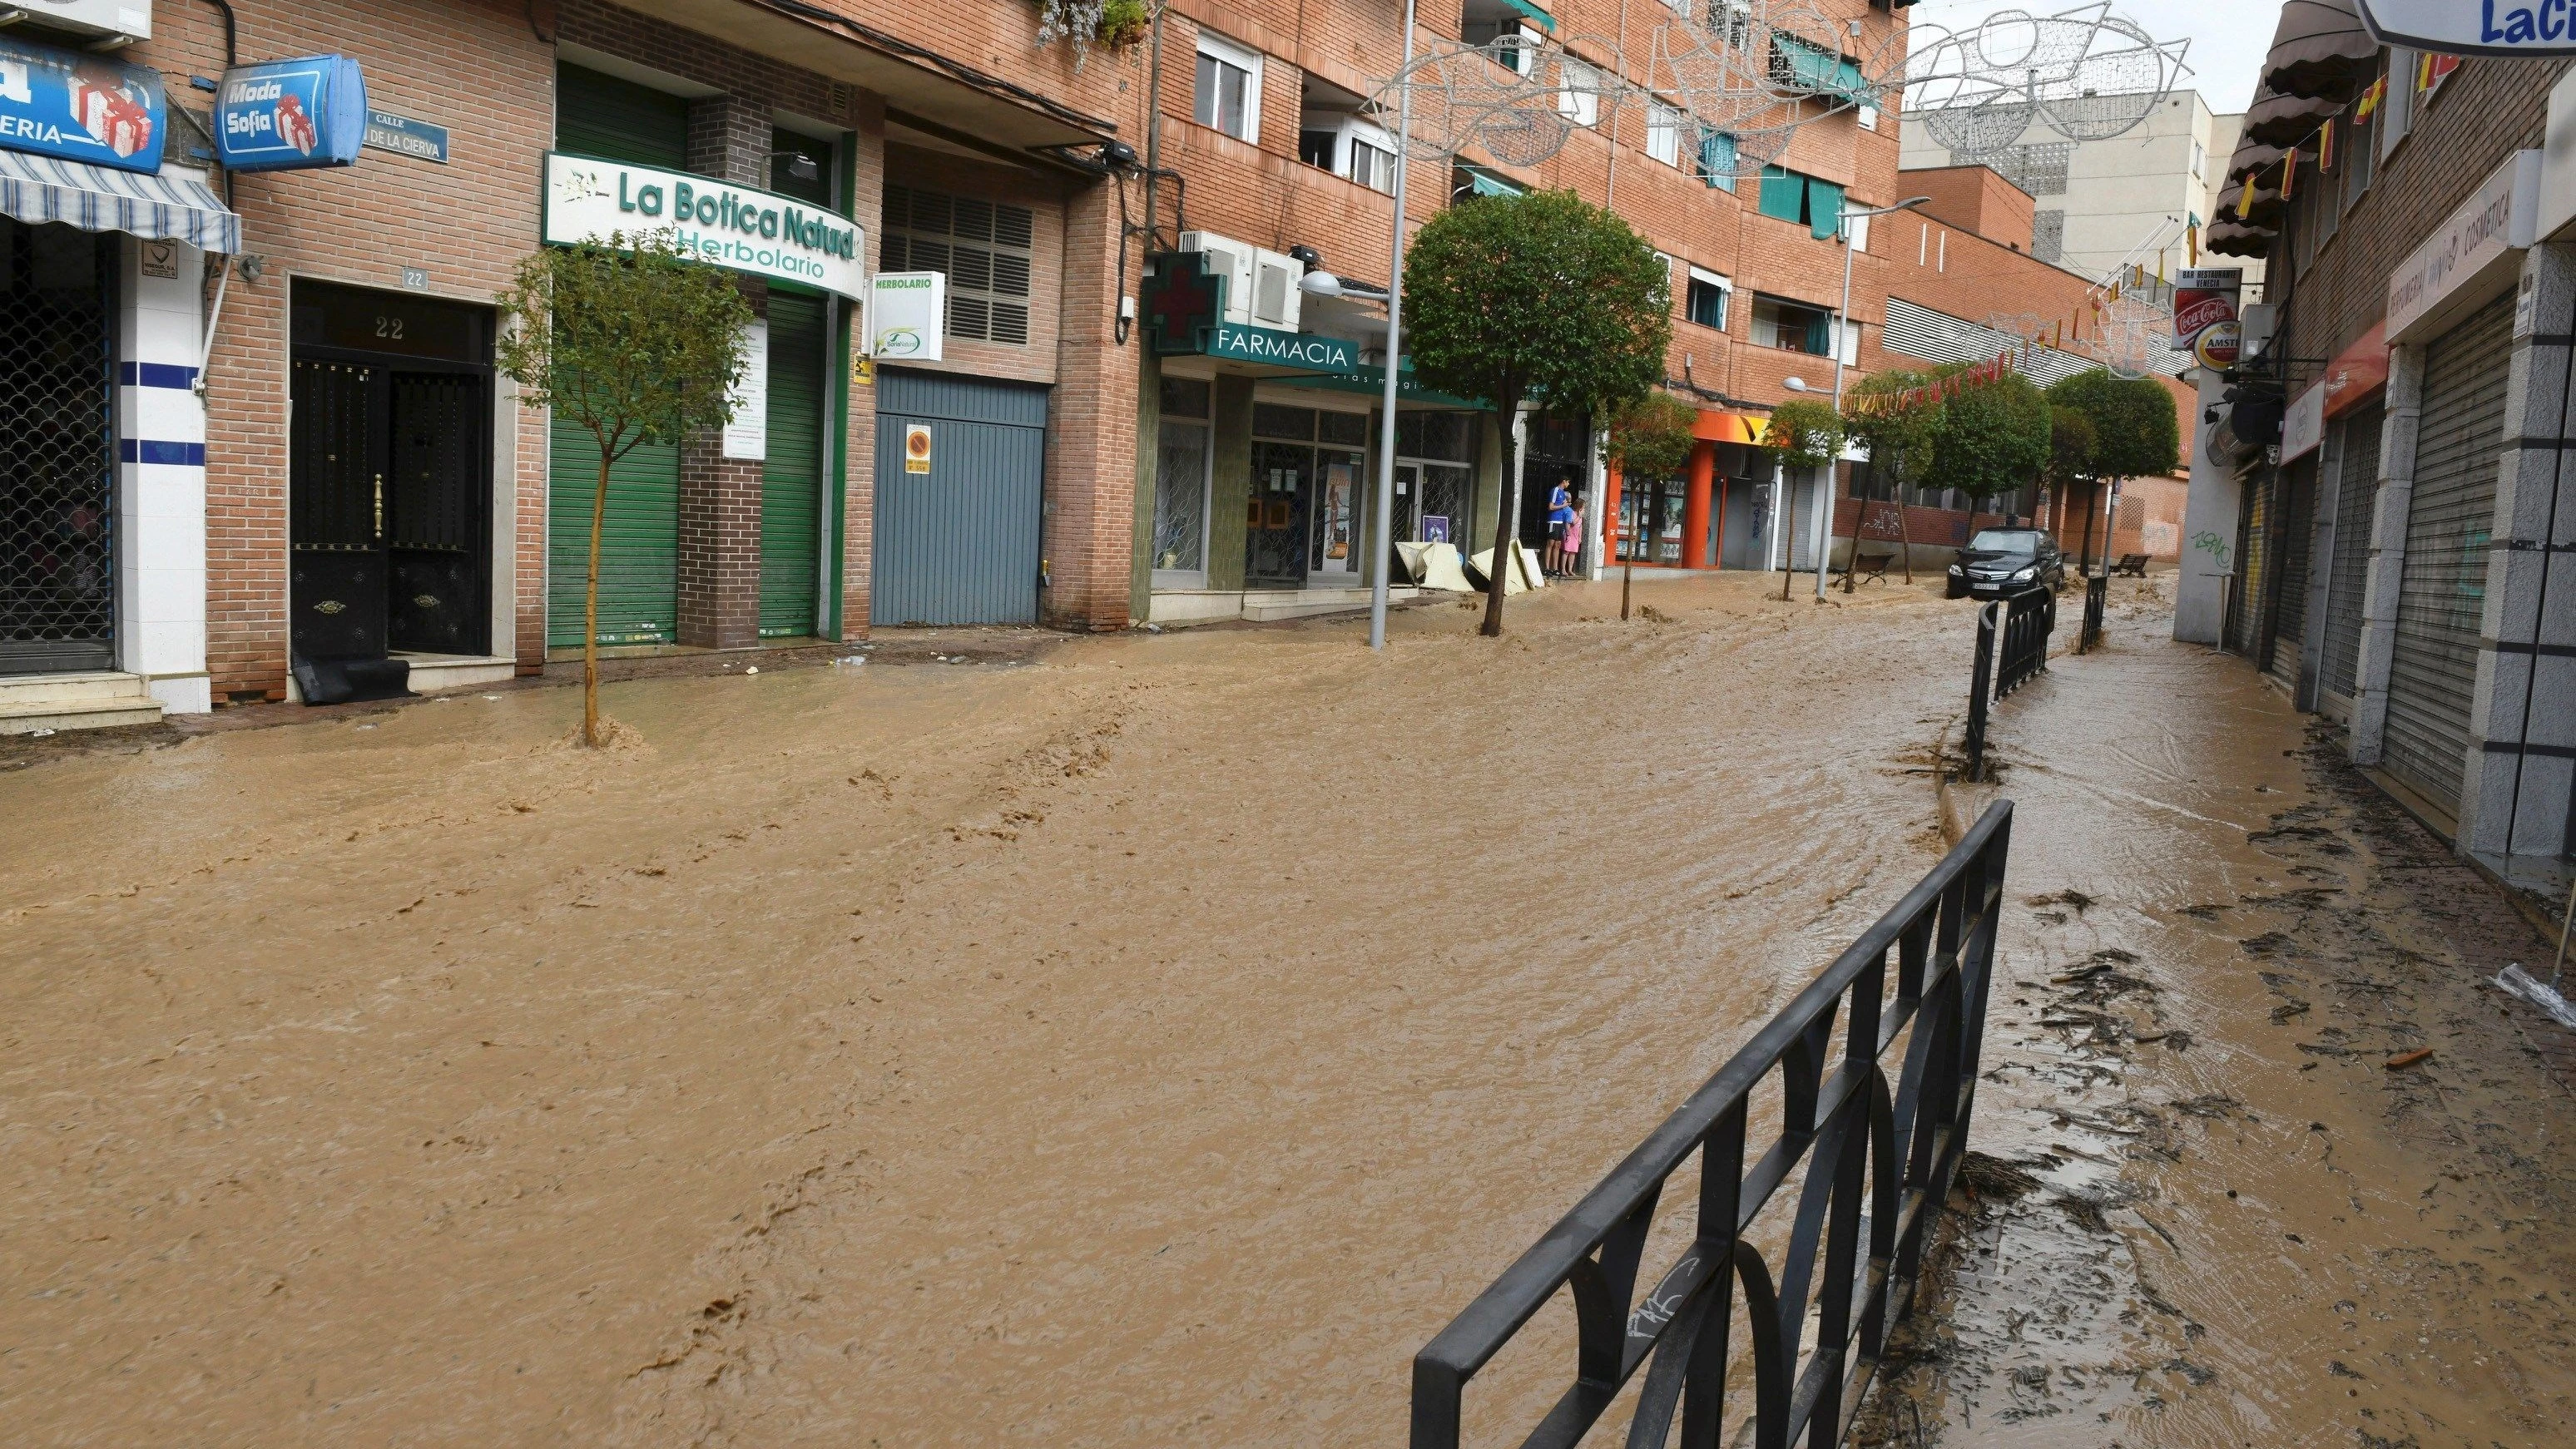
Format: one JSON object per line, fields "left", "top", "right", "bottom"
{"left": 290, "top": 359, "right": 388, "bottom": 660}
{"left": 1247, "top": 441, "right": 1311, "bottom": 587}
{"left": 0, "top": 221, "right": 116, "bottom": 675}
{"left": 387, "top": 372, "right": 488, "bottom": 654}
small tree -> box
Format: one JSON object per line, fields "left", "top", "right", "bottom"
{"left": 1404, "top": 190, "right": 1672, "bottom": 635}
{"left": 1602, "top": 390, "right": 1697, "bottom": 480}
{"left": 1927, "top": 369, "right": 2049, "bottom": 508}
{"left": 2047, "top": 368, "right": 2179, "bottom": 569}
{"left": 1761, "top": 397, "right": 1845, "bottom": 597}
{"left": 498, "top": 234, "right": 753, "bottom": 746}
{"left": 1843, "top": 370, "right": 1940, "bottom": 585}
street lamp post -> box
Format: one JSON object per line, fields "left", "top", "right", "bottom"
{"left": 1366, "top": 0, "right": 1419, "bottom": 651}
{"left": 1786, "top": 195, "right": 1931, "bottom": 601}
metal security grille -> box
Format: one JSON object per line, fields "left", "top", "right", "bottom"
{"left": 0, "top": 221, "right": 116, "bottom": 675}
{"left": 2265, "top": 457, "right": 2313, "bottom": 687}
{"left": 2321, "top": 403, "right": 2382, "bottom": 704}
{"left": 2385, "top": 294, "right": 2511, "bottom": 820}
{"left": 881, "top": 185, "right": 1035, "bottom": 345}
{"left": 2031, "top": 210, "right": 2066, "bottom": 263}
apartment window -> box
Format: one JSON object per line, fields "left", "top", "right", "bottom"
{"left": 1686, "top": 265, "right": 1731, "bottom": 331}
{"left": 1350, "top": 135, "right": 1395, "bottom": 191}
{"left": 1647, "top": 102, "right": 1685, "bottom": 166}
{"left": 1844, "top": 210, "right": 1870, "bottom": 252}
{"left": 1463, "top": 0, "right": 1546, "bottom": 74}
{"left": 1697, "top": 128, "right": 1738, "bottom": 192}
{"left": 1752, "top": 294, "right": 1835, "bottom": 355}
{"left": 883, "top": 184, "right": 1036, "bottom": 344}
{"left": 2032, "top": 210, "right": 2064, "bottom": 263}
{"left": 1557, "top": 59, "right": 1602, "bottom": 128}
{"left": 1706, "top": 0, "right": 1754, "bottom": 48}
{"left": 1195, "top": 31, "right": 1261, "bottom": 142}
{"left": 1758, "top": 164, "right": 1844, "bottom": 240}
{"left": 1856, "top": 102, "right": 1880, "bottom": 132}
{"left": 2190, "top": 138, "right": 2206, "bottom": 180}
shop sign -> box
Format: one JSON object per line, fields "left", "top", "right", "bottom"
{"left": 870, "top": 271, "right": 944, "bottom": 361}
{"left": 0, "top": 33, "right": 166, "bottom": 174}
{"left": 2388, "top": 150, "right": 2539, "bottom": 343}
{"left": 215, "top": 56, "right": 367, "bottom": 172}
{"left": 2360, "top": 0, "right": 2576, "bottom": 57}
{"left": 542, "top": 152, "right": 865, "bottom": 302}
{"left": 1206, "top": 322, "right": 1354, "bottom": 373}
{"left": 2170, "top": 268, "right": 2241, "bottom": 353}
{"left": 364, "top": 109, "right": 448, "bottom": 164}
{"left": 2321, "top": 319, "right": 2391, "bottom": 417}
{"left": 2193, "top": 320, "right": 2242, "bottom": 368}
{"left": 2282, "top": 380, "right": 2326, "bottom": 462}
{"left": 722, "top": 318, "right": 767, "bottom": 462}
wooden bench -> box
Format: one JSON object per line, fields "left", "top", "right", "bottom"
{"left": 1847, "top": 550, "right": 1895, "bottom": 585}
{"left": 2111, "top": 552, "right": 2150, "bottom": 577}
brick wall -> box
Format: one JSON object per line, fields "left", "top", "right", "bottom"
{"left": 1909, "top": 165, "right": 2037, "bottom": 252}
{"left": 141, "top": 0, "right": 555, "bottom": 700}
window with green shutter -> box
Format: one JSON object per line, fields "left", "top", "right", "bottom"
{"left": 1806, "top": 176, "right": 1845, "bottom": 240}
{"left": 1758, "top": 166, "right": 1804, "bottom": 221}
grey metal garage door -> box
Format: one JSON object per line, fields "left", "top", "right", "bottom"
{"left": 872, "top": 370, "right": 1046, "bottom": 626}
{"left": 2319, "top": 402, "right": 2382, "bottom": 708}
{"left": 2385, "top": 294, "right": 2510, "bottom": 822}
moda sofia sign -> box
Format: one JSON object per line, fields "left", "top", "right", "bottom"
{"left": 2361, "top": 0, "right": 2576, "bottom": 55}
{"left": 542, "top": 153, "right": 864, "bottom": 302}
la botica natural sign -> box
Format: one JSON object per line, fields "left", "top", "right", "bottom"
{"left": 2361, "top": 0, "right": 2576, "bottom": 55}
{"left": 542, "top": 152, "right": 864, "bottom": 302}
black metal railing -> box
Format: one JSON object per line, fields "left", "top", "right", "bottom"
{"left": 1963, "top": 603, "right": 1997, "bottom": 782}
{"left": 2076, "top": 572, "right": 2108, "bottom": 655}
{"left": 1410, "top": 802, "right": 2015, "bottom": 1449}
{"left": 1994, "top": 586, "right": 2053, "bottom": 698}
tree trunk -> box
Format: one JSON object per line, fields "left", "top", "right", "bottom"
{"left": 2076, "top": 477, "right": 2098, "bottom": 576}
{"left": 1621, "top": 561, "right": 1633, "bottom": 621}
{"left": 584, "top": 448, "right": 611, "bottom": 748}
{"left": 1481, "top": 410, "right": 1528, "bottom": 637}
{"left": 1779, "top": 465, "right": 1796, "bottom": 601}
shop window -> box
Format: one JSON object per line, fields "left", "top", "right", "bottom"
{"left": 1397, "top": 410, "right": 1478, "bottom": 462}
{"left": 1195, "top": 30, "right": 1262, "bottom": 142}
{"left": 883, "top": 184, "right": 1036, "bottom": 345}
{"left": 1254, "top": 403, "right": 1316, "bottom": 440}
{"left": 1153, "top": 378, "right": 1213, "bottom": 579}
{"left": 1686, "top": 265, "right": 1731, "bottom": 331}
{"left": 1317, "top": 409, "right": 1370, "bottom": 447}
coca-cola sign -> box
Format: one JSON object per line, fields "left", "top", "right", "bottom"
{"left": 2171, "top": 268, "right": 2242, "bottom": 352}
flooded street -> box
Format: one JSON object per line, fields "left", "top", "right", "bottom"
{"left": 6, "top": 574, "right": 2573, "bottom": 1446}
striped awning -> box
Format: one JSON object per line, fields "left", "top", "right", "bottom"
{"left": 0, "top": 149, "right": 239, "bottom": 253}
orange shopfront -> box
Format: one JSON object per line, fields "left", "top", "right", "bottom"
{"left": 1605, "top": 408, "right": 1775, "bottom": 570}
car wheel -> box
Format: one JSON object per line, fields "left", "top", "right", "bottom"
{"left": 1945, "top": 579, "right": 1967, "bottom": 599}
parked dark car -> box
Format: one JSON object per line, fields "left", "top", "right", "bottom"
{"left": 1947, "top": 527, "right": 2064, "bottom": 599}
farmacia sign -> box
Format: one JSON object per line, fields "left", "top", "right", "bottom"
{"left": 543, "top": 152, "right": 864, "bottom": 302}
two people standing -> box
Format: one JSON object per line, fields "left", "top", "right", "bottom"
{"left": 1543, "top": 477, "right": 1584, "bottom": 579}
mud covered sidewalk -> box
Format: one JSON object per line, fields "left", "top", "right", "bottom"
{"left": 1870, "top": 577, "right": 2576, "bottom": 1448}
{"left": 4, "top": 571, "right": 2572, "bottom": 1447}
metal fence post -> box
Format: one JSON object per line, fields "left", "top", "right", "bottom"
{"left": 1964, "top": 601, "right": 1996, "bottom": 781}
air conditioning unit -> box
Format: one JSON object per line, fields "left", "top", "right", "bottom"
{"left": 1178, "top": 230, "right": 1255, "bottom": 324}
{"left": 1251, "top": 247, "right": 1303, "bottom": 329}
{"left": 14, "top": 0, "right": 153, "bottom": 44}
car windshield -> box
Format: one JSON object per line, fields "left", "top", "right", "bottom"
{"left": 1967, "top": 530, "right": 2039, "bottom": 556}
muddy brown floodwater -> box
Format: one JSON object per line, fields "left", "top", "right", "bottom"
{"left": 4, "top": 572, "right": 2571, "bottom": 1447}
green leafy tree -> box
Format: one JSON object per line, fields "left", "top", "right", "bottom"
{"left": 2045, "top": 405, "right": 2099, "bottom": 492}
{"left": 1843, "top": 369, "right": 1939, "bottom": 492}
{"left": 498, "top": 234, "right": 753, "bottom": 747}
{"left": 2045, "top": 369, "right": 2177, "bottom": 569}
{"left": 1927, "top": 368, "right": 2050, "bottom": 503}
{"left": 1404, "top": 189, "right": 1672, "bottom": 634}
{"left": 1760, "top": 397, "right": 1847, "bottom": 596}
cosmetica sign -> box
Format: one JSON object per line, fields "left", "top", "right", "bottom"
{"left": 543, "top": 153, "right": 864, "bottom": 302}
{"left": 2361, "top": 0, "right": 2576, "bottom": 55}
{"left": 215, "top": 56, "right": 367, "bottom": 171}
{"left": 0, "top": 33, "right": 167, "bottom": 174}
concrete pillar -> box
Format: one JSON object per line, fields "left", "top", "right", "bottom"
{"left": 840, "top": 96, "right": 887, "bottom": 640}
{"left": 1131, "top": 346, "right": 1162, "bottom": 618}
{"left": 116, "top": 239, "right": 211, "bottom": 714}
{"left": 676, "top": 92, "right": 767, "bottom": 650}
{"left": 2350, "top": 343, "right": 2425, "bottom": 767}
{"left": 1681, "top": 441, "right": 1714, "bottom": 569}
{"left": 1204, "top": 374, "right": 1254, "bottom": 592}
{"left": 2465, "top": 245, "right": 2576, "bottom": 873}
{"left": 2174, "top": 370, "right": 2240, "bottom": 644}
{"left": 2295, "top": 413, "right": 2344, "bottom": 714}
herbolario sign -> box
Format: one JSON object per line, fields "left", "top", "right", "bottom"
{"left": 542, "top": 152, "right": 864, "bottom": 302}
{"left": 2361, "top": 0, "right": 2576, "bottom": 55}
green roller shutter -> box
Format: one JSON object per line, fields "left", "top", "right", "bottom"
{"left": 760, "top": 290, "right": 828, "bottom": 637}
{"left": 1758, "top": 166, "right": 1803, "bottom": 221}
{"left": 555, "top": 64, "right": 687, "bottom": 167}
{"left": 1806, "top": 176, "right": 1845, "bottom": 240}
{"left": 547, "top": 422, "right": 681, "bottom": 647}
{"left": 547, "top": 63, "right": 689, "bottom": 649}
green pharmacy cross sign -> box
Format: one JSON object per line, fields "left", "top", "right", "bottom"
{"left": 1142, "top": 250, "right": 1357, "bottom": 374}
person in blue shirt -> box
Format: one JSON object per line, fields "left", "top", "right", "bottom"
{"left": 1544, "top": 477, "right": 1574, "bottom": 576}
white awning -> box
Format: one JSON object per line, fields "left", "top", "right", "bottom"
{"left": 0, "top": 150, "right": 239, "bottom": 253}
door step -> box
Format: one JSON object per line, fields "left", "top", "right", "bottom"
{"left": 0, "top": 671, "right": 165, "bottom": 734}
{"left": 397, "top": 654, "right": 518, "bottom": 693}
